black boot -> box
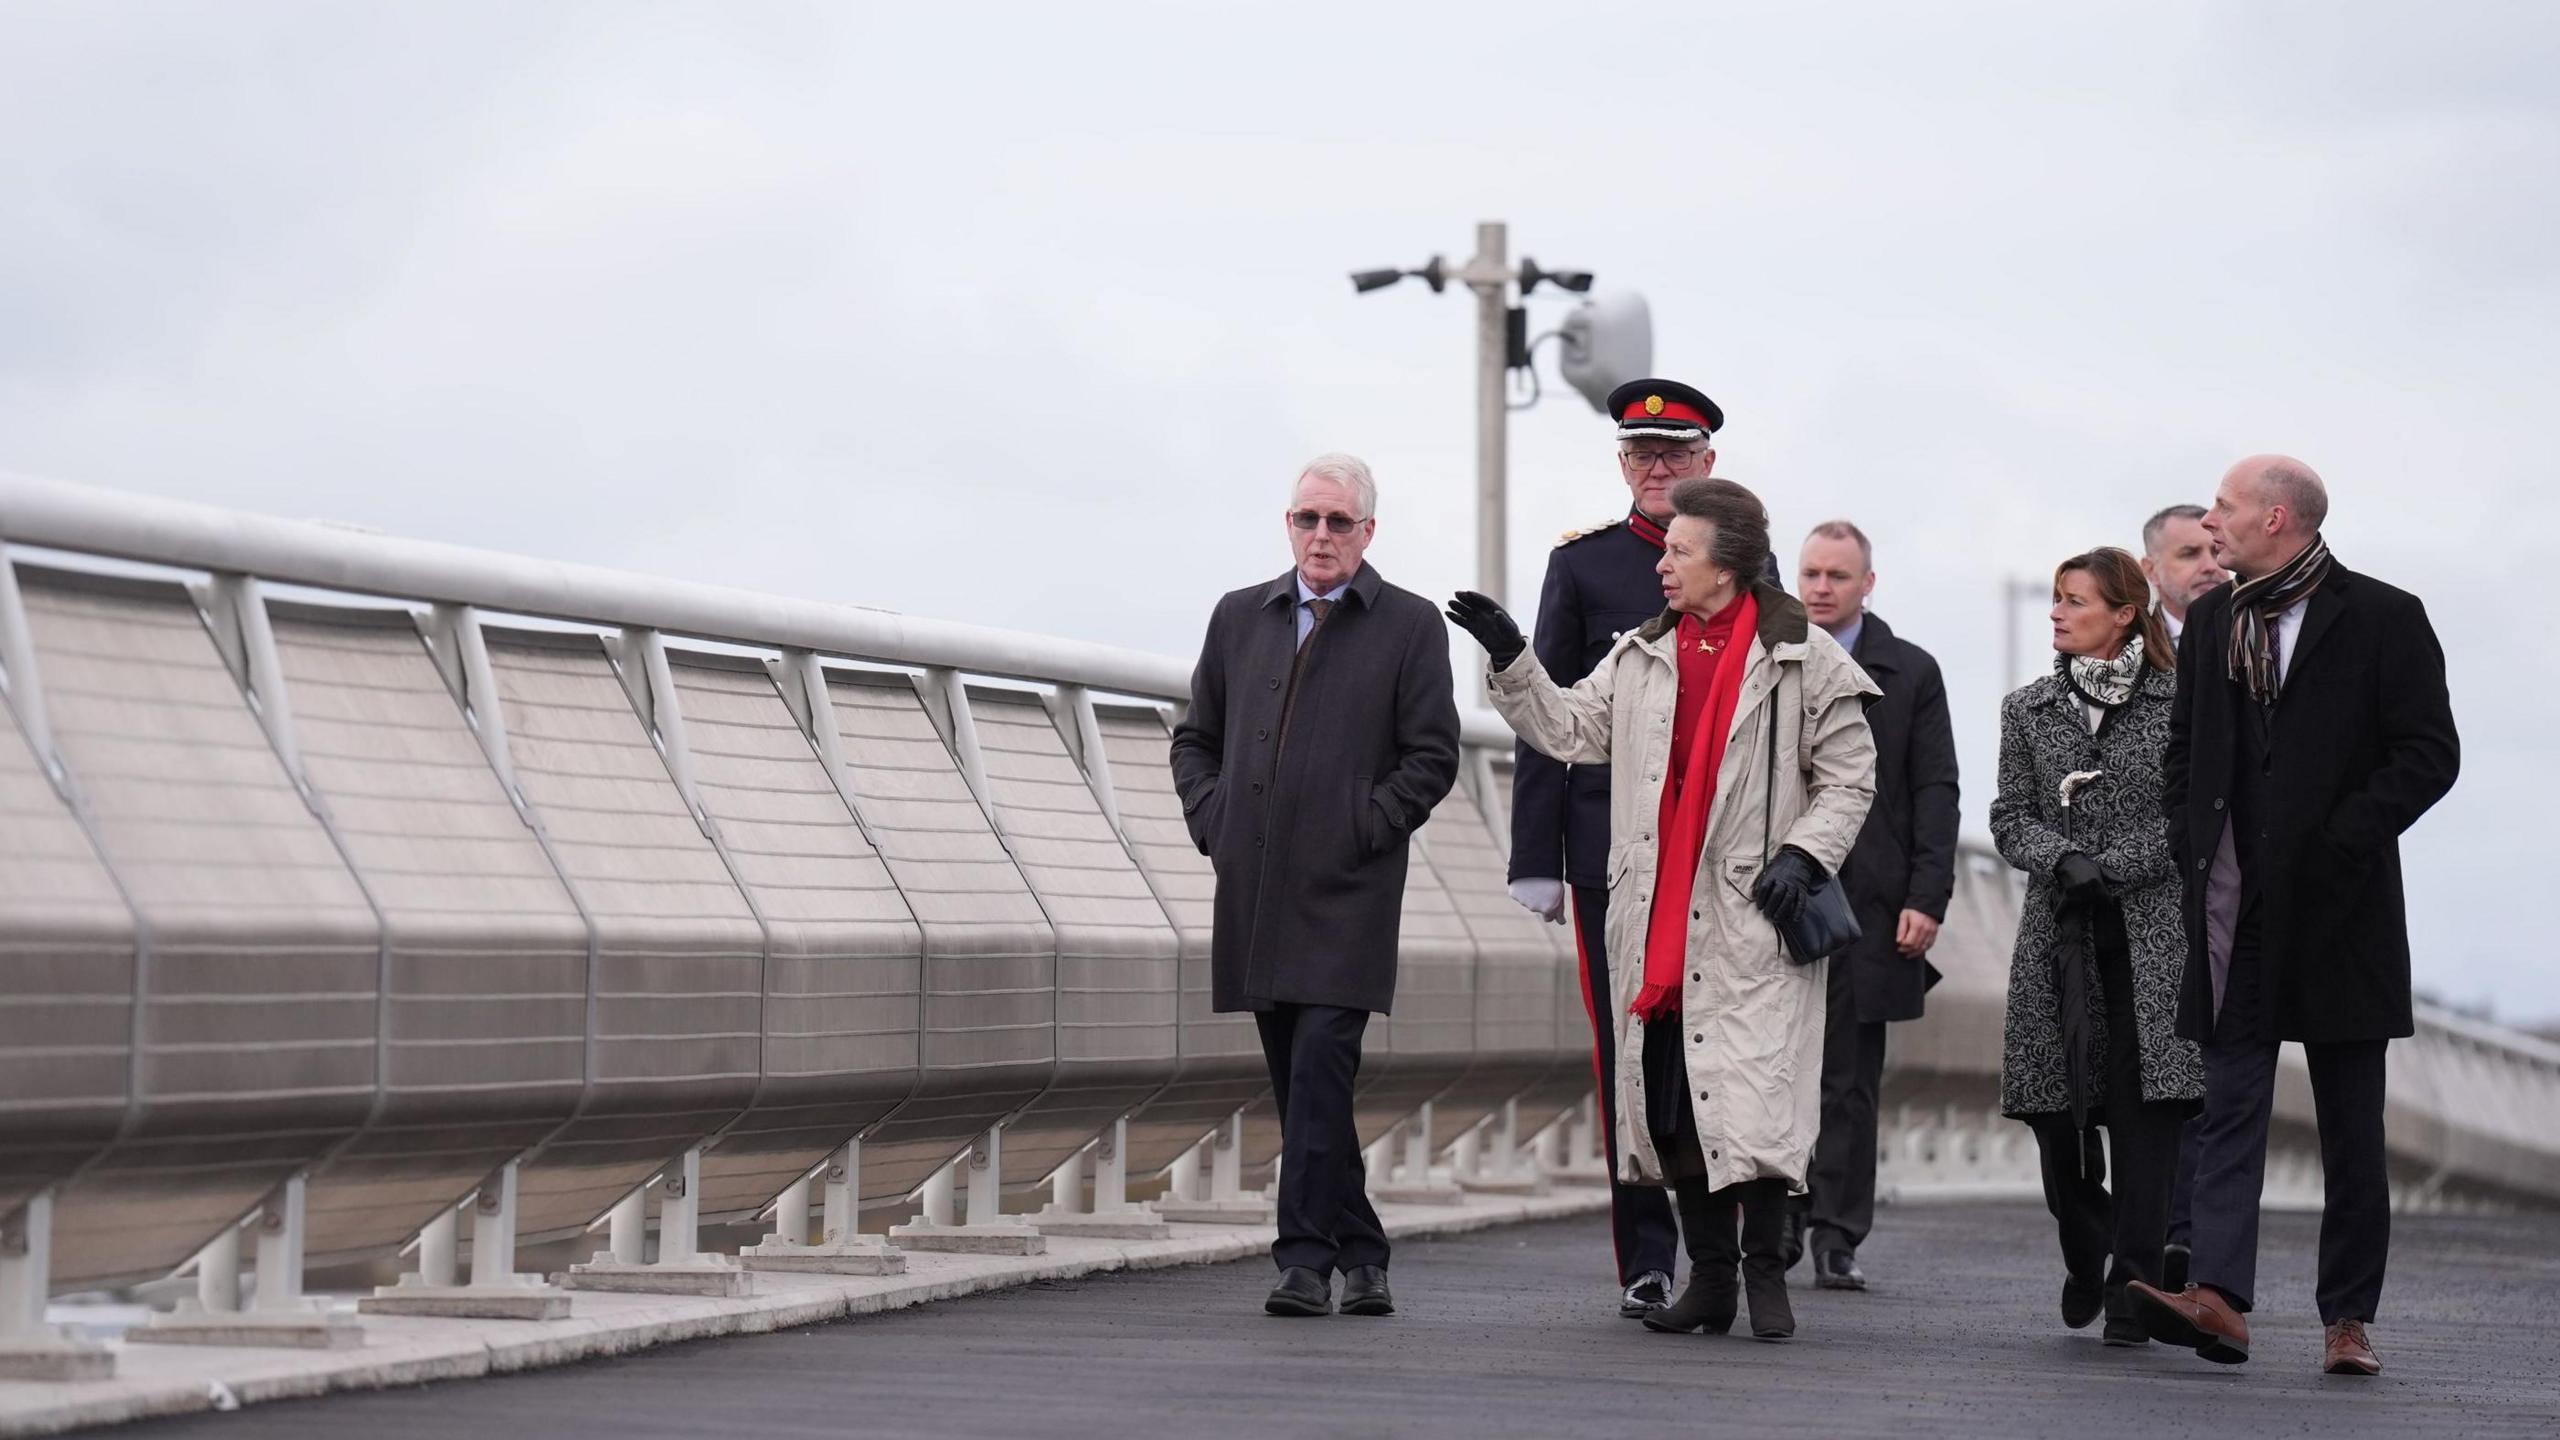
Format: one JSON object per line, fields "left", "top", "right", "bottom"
{"left": 1645, "top": 1180, "right": 1738, "bottom": 1335}
{"left": 1738, "top": 1179, "right": 1797, "bottom": 1340}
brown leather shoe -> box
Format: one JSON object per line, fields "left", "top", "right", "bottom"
{"left": 2124, "top": 1280, "right": 2250, "bottom": 1364}
{"left": 2324, "top": 1319, "right": 2381, "bottom": 1376}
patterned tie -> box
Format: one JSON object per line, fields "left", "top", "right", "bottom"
{"left": 1301, "top": 596, "right": 1335, "bottom": 652}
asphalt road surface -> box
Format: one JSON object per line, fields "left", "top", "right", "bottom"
{"left": 120, "top": 1203, "right": 2560, "bottom": 1440}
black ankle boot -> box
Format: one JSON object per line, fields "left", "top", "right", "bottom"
{"left": 1738, "top": 1179, "right": 1797, "bottom": 1340}
{"left": 1645, "top": 1179, "right": 1739, "bottom": 1335}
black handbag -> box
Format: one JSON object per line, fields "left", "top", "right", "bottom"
{"left": 1761, "top": 700, "right": 1862, "bottom": 965}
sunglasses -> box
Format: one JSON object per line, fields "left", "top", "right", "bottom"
{"left": 1289, "top": 509, "right": 1368, "bottom": 535}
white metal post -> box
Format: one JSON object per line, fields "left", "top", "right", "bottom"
{"left": 607, "top": 1190, "right": 646, "bottom": 1265}
{"left": 964, "top": 1128, "right": 1002, "bottom": 1227}
{"left": 1209, "top": 1113, "right": 1242, "bottom": 1200}
{"left": 1049, "top": 1147, "right": 1086, "bottom": 1215}
{"left": 1093, "top": 1119, "right": 1129, "bottom": 1213}
{"left": 823, "top": 1141, "right": 858, "bottom": 1243}
{"left": 469, "top": 1163, "right": 520, "bottom": 1287}
{"left": 0, "top": 1193, "right": 112, "bottom": 1380}
{"left": 417, "top": 1207, "right": 458, "bottom": 1290}
{"left": 197, "top": 1224, "right": 243, "bottom": 1313}
{"left": 1168, "top": 1144, "right": 1203, "bottom": 1202}
{"left": 775, "top": 1175, "right": 811, "bottom": 1247}
{"left": 919, "top": 1163, "right": 957, "bottom": 1228}
{"left": 657, "top": 1148, "right": 702, "bottom": 1267}
{"left": 1465, "top": 219, "right": 1510, "bottom": 615}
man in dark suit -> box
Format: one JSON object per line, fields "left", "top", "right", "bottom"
{"left": 2129, "top": 456, "right": 2459, "bottom": 1376}
{"left": 1506, "top": 377, "right": 1767, "bottom": 1317}
{"left": 1170, "top": 452, "right": 1459, "bottom": 1320}
{"left": 1791, "top": 520, "right": 1959, "bottom": 1291}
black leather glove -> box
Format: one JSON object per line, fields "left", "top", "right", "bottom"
{"left": 2054, "top": 850, "right": 2110, "bottom": 901}
{"left": 1750, "top": 846, "right": 1824, "bottom": 927}
{"left": 1444, "top": 590, "right": 1526, "bottom": 670}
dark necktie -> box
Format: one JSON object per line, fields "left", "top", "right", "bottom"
{"left": 1278, "top": 597, "right": 1334, "bottom": 754}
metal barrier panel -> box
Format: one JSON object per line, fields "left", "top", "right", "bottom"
{"left": 0, "top": 671, "right": 136, "bottom": 1223}
{"left": 962, "top": 686, "right": 1180, "bottom": 1188}
{"left": 818, "top": 669, "right": 1055, "bottom": 1204}
{"left": 1421, "top": 776, "right": 1569, "bottom": 1146}
{"left": 660, "top": 649, "right": 926, "bottom": 1220}
{"left": 1351, "top": 826, "right": 1479, "bottom": 1144}
{"left": 1483, "top": 751, "right": 1600, "bottom": 1133}
{"left": 474, "top": 626, "right": 764, "bottom": 1241}
{"left": 17, "top": 570, "right": 380, "bottom": 1287}
{"left": 1088, "top": 703, "right": 1267, "bottom": 1175}
{"left": 1885, "top": 847, "right": 2015, "bottom": 1104}
{"left": 263, "top": 602, "right": 592, "bottom": 1261}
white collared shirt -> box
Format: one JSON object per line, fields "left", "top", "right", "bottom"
{"left": 2270, "top": 595, "right": 2308, "bottom": 688}
{"left": 1295, "top": 574, "right": 1349, "bottom": 646}
{"left": 2162, "top": 607, "right": 2184, "bottom": 645}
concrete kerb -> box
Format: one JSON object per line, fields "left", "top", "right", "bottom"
{"left": 1, "top": 1191, "right": 1609, "bottom": 1438}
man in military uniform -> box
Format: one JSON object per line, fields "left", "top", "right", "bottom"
{"left": 1506, "top": 378, "right": 1776, "bottom": 1317}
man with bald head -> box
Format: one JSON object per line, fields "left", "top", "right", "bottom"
{"left": 2128, "top": 457, "right": 2459, "bottom": 1378}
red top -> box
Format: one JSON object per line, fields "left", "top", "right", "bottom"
{"left": 1635, "top": 594, "right": 1757, "bottom": 1021}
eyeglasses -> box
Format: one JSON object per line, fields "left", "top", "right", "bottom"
{"left": 1290, "top": 509, "right": 1369, "bottom": 534}
{"left": 1619, "top": 448, "right": 1706, "bottom": 474}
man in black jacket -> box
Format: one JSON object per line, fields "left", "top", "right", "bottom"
{"left": 1170, "top": 452, "right": 1459, "bottom": 1320}
{"left": 1791, "top": 520, "right": 1959, "bottom": 1291}
{"left": 2129, "top": 456, "right": 2459, "bottom": 1377}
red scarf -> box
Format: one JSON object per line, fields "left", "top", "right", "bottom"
{"left": 1634, "top": 593, "right": 1757, "bottom": 1021}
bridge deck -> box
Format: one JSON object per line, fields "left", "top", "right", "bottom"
{"left": 111, "top": 1203, "right": 2560, "bottom": 1439}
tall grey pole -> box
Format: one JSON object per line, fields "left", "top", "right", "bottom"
{"left": 1460, "top": 221, "right": 1509, "bottom": 610}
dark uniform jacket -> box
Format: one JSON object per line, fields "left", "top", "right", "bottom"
{"left": 2164, "top": 564, "right": 2460, "bottom": 1044}
{"left": 1508, "top": 509, "right": 1781, "bottom": 891}
{"left": 1836, "top": 614, "right": 1960, "bottom": 1022}
{"left": 1170, "top": 562, "right": 1460, "bottom": 1015}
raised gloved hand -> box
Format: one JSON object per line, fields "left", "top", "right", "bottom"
{"left": 1444, "top": 590, "right": 1527, "bottom": 670}
{"left": 1750, "top": 846, "right": 1825, "bottom": 927}
{"left": 2054, "top": 850, "right": 2111, "bottom": 901}
{"left": 1508, "top": 877, "right": 1567, "bottom": 925}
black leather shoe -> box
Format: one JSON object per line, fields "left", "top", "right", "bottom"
{"left": 1619, "top": 1270, "right": 1672, "bottom": 1318}
{"left": 1339, "top": 1265, "right": 1394, "bottom": 1317}
{"left": 2061, "top": 1273, "right": 2103, "bottom": 1330}
{"left": 2162, "top": 1242, "right": 2191, "bottom": 1294}
{"left": 1264, "top": 1266, "right": 1332, "bottom": 1317}
{"left": 1812, "top": 1249, "right": 1867, "bottom": 1292}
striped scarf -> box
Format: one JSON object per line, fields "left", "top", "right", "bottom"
{"left": 2226, "top": 535, "right": 2332, "bottom": 706}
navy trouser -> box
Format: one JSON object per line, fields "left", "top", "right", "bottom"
{"left": 1254, "top": 1002, "right": 1389, "bottom": 1276}
{"left": 1572, "top": 884, "right": 1680, "bottom": 1284}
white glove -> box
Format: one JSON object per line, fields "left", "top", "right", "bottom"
{"left": 1509, "top": 878, "right": 1567, "bottom": 925}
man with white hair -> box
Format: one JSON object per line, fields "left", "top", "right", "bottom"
{"left": 2128, "top": 456, "right": 2459, "bottom": 1378}
{"left": 1171, "top": 453, "right": 1459, "bottom": 1320}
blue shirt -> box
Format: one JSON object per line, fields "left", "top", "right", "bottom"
{"left": 1830, "top": 613, "right": 1865, "bottom": 658}
{"left": 1295, "top": 573, "right": 1349, "bottom": 645}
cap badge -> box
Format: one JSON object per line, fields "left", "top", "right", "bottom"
{"left": 1643, "top": 395, "right": 1665, "bottom": 416}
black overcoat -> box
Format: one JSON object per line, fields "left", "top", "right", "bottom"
{"left": 1169, "top": 562, "right": 1460, "bottom": 1015}
{"left": 2163, "top": 564, "right": 2461, "bottom": 1044}
{"left": 1836, "top": 614, "right": 1961, "bottom": 1022}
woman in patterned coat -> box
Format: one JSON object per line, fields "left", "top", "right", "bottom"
{"left": 1991, "top": 546, "right": 2204, "bottom": 1348}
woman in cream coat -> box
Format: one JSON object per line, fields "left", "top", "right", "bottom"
{"left": 1447, "top": 477, "right": 1877, "bottom": 1340}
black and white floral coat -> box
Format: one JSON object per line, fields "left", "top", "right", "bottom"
{"left": 1989, "top": 664, "right": 2204, "bottom": 1118}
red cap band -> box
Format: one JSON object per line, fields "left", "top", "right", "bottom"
{"left": 1618, "top": 396, "right": 1711, "bottom": 427}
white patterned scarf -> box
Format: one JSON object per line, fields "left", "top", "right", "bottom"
{"left": 2063, "top": 634, "right": 2146, "bottom": 711}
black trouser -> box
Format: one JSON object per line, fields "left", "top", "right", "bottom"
{"left": 1572, "top": 883, "right": 1680, "bottom": 1284}
{"left": 2188, "top": 903, "right": 2392, "bottom": 1322}
{"left": 2165, "top": 1113, "right": 2202, "bottom": 1248}
{"left": 1254, "top": 1002, "right": 1389, "bottom": 1276}
{"left": 2028, "top": 894, "right": 2185, "bottom": 1303}
{"left": 1805, "top": 955, "right": 1887, "bottom": 1259}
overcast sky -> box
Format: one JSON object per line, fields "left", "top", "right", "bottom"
{"left": 4, "top": 2, "right": 2554, "bottom": 1021}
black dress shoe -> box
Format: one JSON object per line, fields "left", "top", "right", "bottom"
{"left": 1619, "top": 1270, "right": 1672, "bottom": 1318}
{"left": 1340, "top": 1265, "right": 1394, "bottom": 1317}
{"left": 2162, "top": 1242, "right": 2191, "bottom": 1293}
{"left": 2061, "top": 1273, "right": 2103, "bottom": 1330}
{"left": 1812, "top": 1249, "right": 1867, "bottom": 1292}
{"left": 1264, "top": 1266, "right": 1332, "bottom": 1317}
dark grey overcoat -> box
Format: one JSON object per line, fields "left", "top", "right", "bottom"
{"left": 1990, "top": 664, "right": 2204, "bottom": 1117}
{"left": 2164, "top": 566, "right": 2461, "bottom": 1043}
{"left": 1169, "top": 562, "right": 1460, "bottom": 1015}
